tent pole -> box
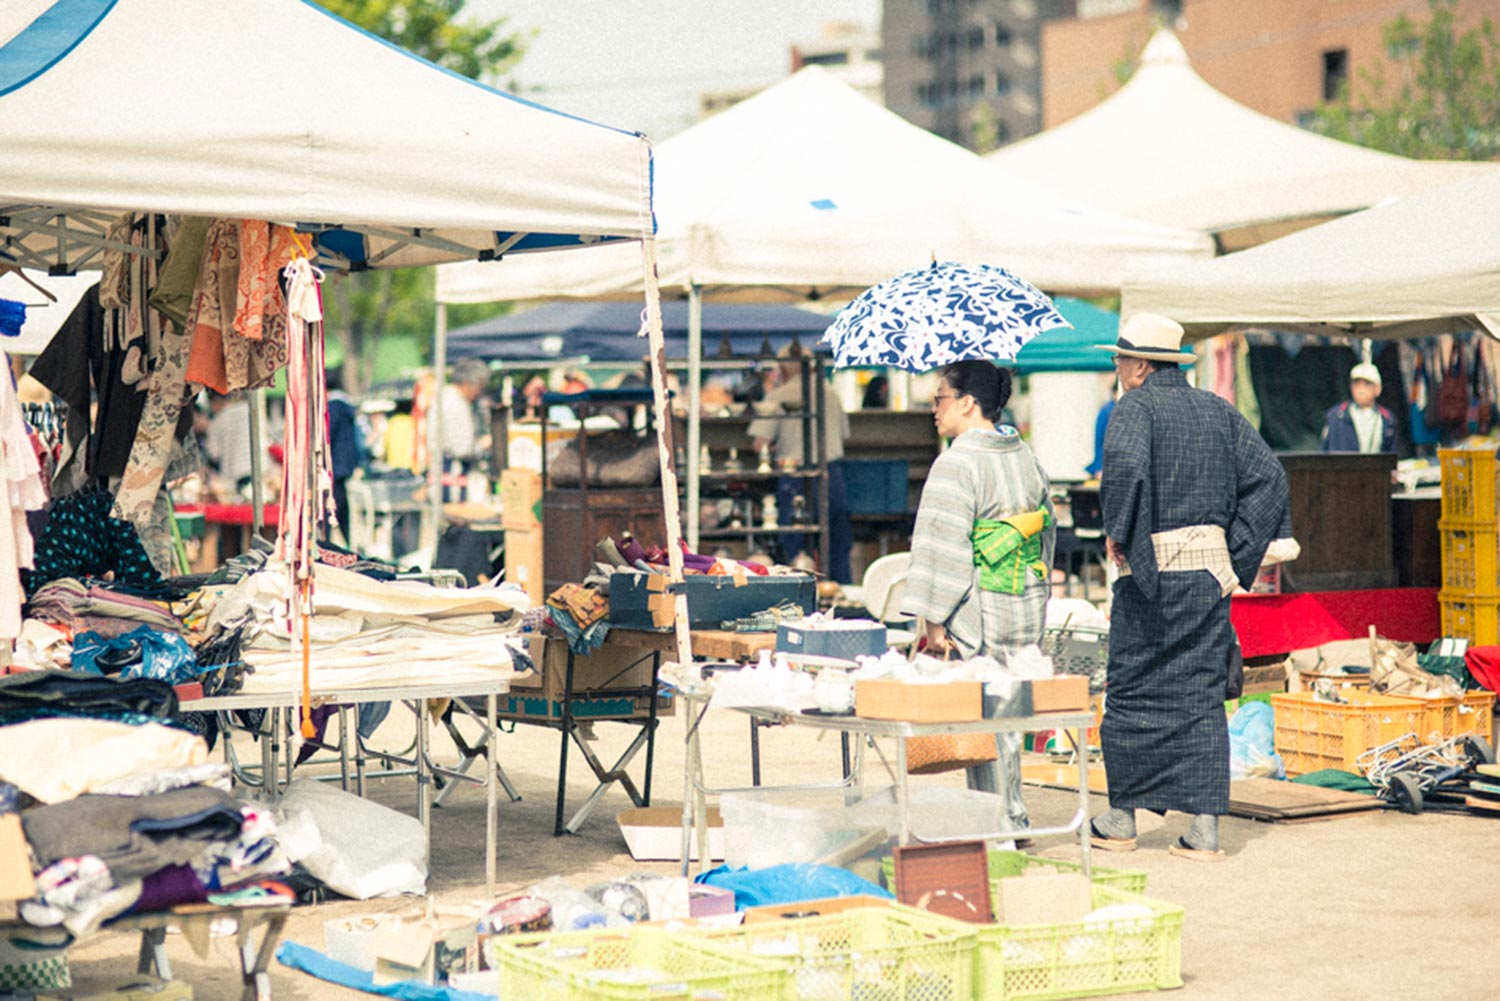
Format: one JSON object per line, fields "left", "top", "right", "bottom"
{"left": 249, "top": 388, "right": 267, "bottom": 538}
{"left": 686, "top": 284, "right": 703, "bottom": 551}
{"left": 428, "top": 302, "right": 449, "bottom": 558}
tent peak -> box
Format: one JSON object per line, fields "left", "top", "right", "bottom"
{"left": 1139, "top": 29, "right": 1190, "bottom": 70}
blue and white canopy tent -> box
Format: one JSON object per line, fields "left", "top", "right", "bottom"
{"left": 0, "top": 2, "right": 700, "bottom": 755}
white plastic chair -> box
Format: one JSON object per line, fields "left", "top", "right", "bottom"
{"left": 862, "top": 552, "right": 915, "bottom": 651}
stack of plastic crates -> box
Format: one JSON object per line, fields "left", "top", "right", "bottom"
{"left": 491, "top": 926, "right": 791, "bottom": 1000}
{"left": 1269, "top": 690, "right": 1428, "bottom": 775}
{"left": 880, "top": 849, "right": 1147, "bottom": 898}
{"left": 1438, "top": 447, "right": 1500, "bottom": 645}
{"left": 692, "top": 903, "right": 976, "bottom": 1000}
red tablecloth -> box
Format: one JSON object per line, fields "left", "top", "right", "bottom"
{"left": 175, "top": 503, "right": 280, "bottom": 527}
{"left": 1231, "top": 588, "right": 1440, "bottom": 657}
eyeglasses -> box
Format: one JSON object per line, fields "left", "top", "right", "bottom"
{"left": 932, "top": 392, "right": 960, "bottom": 406}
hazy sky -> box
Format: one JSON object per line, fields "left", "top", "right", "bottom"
{"left": 473, "top": 1, "right": 881, "bottom": 141}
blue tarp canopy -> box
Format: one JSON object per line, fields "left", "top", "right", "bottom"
{"left": 1011, "top": 297, "right": 1119, "bottom": 373}
{"left": 447, "top": 300, "right": 833, "bottom": 363}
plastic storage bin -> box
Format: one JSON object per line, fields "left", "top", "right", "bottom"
{"left": 695, "top": 903, "right": 974, "bottom": 1001}
{"left": 1438, "top": 590, "right": 1500, "bottom": 646}
{"left": 881, "top": 849, "right": 1148, "bottom": 898}
{"left": 491, "top": 926, "right": 789, "bottom": 1001}
{"left": 1438, "top": 517, "right": 1499, "bottom": 593}
{"left": 1411, "top": 689, "right": 1496, "bottom": 742}
{"left": 1439, "top": 447, "right": 1500, "bottom": 521}
{"left": 1271, "top": 690, "right": 1427, "bottom": 775}
{"left": 843, "top": 459, "right": 909, "bottom": 514}
{"left": 973, "top": 884, "right": 1184, "bottom": 1000}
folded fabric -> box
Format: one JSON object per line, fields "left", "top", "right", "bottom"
{"left": 23, "top": 785, "right": 246, "bottom": 881}
{"left": 0, "top": 670, "right": 178, "bottom": 726}
{"left": 0, "top": 719, "right": 207, "bottom": 804}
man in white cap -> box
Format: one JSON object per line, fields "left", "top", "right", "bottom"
{"left": 1089, "top": 313, "right": 1289, "bottom": 861}
{"left": 1321, "top": 362, "right": 1395, "bottom": 453}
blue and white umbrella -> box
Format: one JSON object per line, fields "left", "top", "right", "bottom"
{"left": 821, "top": 261, "right": 1071, "bottom": 372}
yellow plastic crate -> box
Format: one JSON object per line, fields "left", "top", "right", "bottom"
{"left": 973, "top": 884, "right": 1184, "bottom": 1000}
{"left": 1440, "top": 447, "right": 1500, "bottom": 521}
{"left": 694, "top": 904, "right": 974, "bottom": 1001}
{"left": 491, "top": 926, "right": 790, "bottom": 1000}
{"left": 1439, "top": 518, "right": 1500, "bottom": 593}
{"left": 1410, "top": 689, "right": 1496, "bottom": 742}
{"left": 1271, "top": 690, "right": 1427, "bottom": 776}
{"left": 1438, "top": 590, "right": 1500, "bottom": 646}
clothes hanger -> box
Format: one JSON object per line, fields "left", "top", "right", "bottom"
{"left": 0, "top": 263, "right": 58, "bottom": 303}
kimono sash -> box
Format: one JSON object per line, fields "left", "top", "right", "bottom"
{"left": 971, "top": 508, "right": 1051, "bottom": 595}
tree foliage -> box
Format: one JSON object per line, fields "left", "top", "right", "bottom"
{"left": 316, "top": 2, "right": 529, "bottom": 393}
{"left": 1306, "top": 0, "right": 1500, "bottom": 161}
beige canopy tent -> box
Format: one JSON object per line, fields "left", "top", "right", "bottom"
{"left": 1122, "top": 171, "right": 1500, "bottom": 341}
{"left": 988, "top": 31, "right": 1496, "bottom": 252}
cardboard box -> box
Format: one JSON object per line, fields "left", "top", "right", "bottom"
{"left": 525, "top": 634, "right": 659, "bottom": 701}
{"left": 499, "top": 468, "right": 543, "bottom": 531}
{"left": 1, "top": 814, "right": 36, "bottom": 902}
{"left": 608, "top": 571, "right": 816, "bottom": 630}
{"left": 617, "top": 806, "right": 723, "bottom": 862}
{"left": 324, "top": 916, "right": 381, "bottom": 971}
{"left": 855, "top": 679, "right": 983, "bottom": 722}
{"left": 503, "top": 527, "right": 544, "bottom": 605}
{"left": 742, "top": 894, "right": 891, "bottom": 924}
{"left": 1242, "top": 660, "right": 1290, "bottom": 696}
{"left": 371, "top": 908, "right": 479, "bottom": 986}
{"left": 994, "top": 872, "right": 1092, "bottom": 926}
{"left": 1028, "top": 675, "right": 1090, "bottom": 714}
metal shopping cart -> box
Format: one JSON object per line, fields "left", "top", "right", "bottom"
{"left": 1356, "top": 732, "right": 1496, "bottom": 814}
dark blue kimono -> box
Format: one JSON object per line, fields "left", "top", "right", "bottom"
{"left": 1100, "top": 367, "right": 1289, "bottom": 815}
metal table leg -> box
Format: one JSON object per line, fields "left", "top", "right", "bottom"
{"left": 486, "top": 692, "right": 498, "bottom": 896}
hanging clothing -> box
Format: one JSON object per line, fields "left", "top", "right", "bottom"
{"left": 904, "top": 427, "right": 1055, "bottom": 826}
{"left": 0, "top": 359, "right": 46, "bottom": 638}
{"left": 23, "top": 482, "right": 162, "bottom": 595}
{"left": 1100, "top": 366, "right": 1288, "bottom": 817}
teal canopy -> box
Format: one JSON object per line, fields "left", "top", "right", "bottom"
{"left": 1011, "top": 297, "right": 1118, "bottom": 373}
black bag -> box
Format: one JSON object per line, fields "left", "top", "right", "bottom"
{"left": 1226, "top": 635, "right": 1245, "bottom": 701}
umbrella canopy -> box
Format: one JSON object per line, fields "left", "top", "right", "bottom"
{"left": 1011, "top": 298, "right": 1118, "bottom": 373}
{"left": 988, "top": 31, "right": 1495, "bottom": 251}
{"left": 1122, "top": 171, "right": 1500, "bottom": 341}
{"left": 436, "top": 66, "right": 1211, "bottom": 304}
{"left": 446, "top": 300, "right": 832, "bottom": 363}
{"left": 822, "top": 262, "right": 1070, "bottom": 372}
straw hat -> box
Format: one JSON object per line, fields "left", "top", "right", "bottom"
{"left": 1098, "top": 313, "right": 1195, "bottom": 364}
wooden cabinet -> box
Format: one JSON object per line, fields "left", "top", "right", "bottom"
{"left": 542, "top": 487, "right": 666, "bottom": 596}
{"left": 1278, "top": 452, "right": 1397, "bottom": 591}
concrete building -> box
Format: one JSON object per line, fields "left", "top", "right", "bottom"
{"left": 699, "top": 21, "right": 884, "bottom": 121}
{"left": 881, "top": 0, "right": 1078, "bottom": 151}
{"left": 1042, "top": 0, "right": 1500, "bottom": 129}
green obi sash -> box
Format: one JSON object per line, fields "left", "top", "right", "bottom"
{"left": 972, "top": 508, "right": 1051, "bottom": 595}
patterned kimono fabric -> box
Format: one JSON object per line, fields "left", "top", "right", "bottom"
{"left": 904, "top": 428, "right": 1054, "bottom": 828}
{"left": 1100, "top": 368, "right": 1287, "bottom": 816}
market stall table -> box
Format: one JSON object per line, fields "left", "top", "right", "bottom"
{"left": 183, "top": 678, "right": 507, "bottom": 894}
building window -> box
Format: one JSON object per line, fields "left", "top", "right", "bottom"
{"left": 968, "top": 26, "right": 985, "bottom": 50}
{"left": 1322, "top": 48, "right": 1349, "bottom": 101}
{"left": 994, "top": 23, "right": 1012, "bottom": 47}
{"left": 802, "top": 52, "right": 849, "bottom": 67}
{"left": 967, "top": 73, "right": 986, "bottom": 97}
{"left": 995, "top": 73, "right": 1011, "bottom": 96}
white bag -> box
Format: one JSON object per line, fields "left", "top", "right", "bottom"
{"left": 277, "top": 779, "right": 427, "bottom": 899}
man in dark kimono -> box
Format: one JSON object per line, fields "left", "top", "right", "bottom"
{"left": 1091, "top": 314, "right": 1289, "bottom": 861}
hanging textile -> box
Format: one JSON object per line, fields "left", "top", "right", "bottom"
{"left": 225, "top": 223, "right": 294, "bottom": 391}
{"left": 1232, "top": 334, "right": 1261, "bottom": 431}
{"left": 0, "top": 357, "right": 48, "bottom": 638}
{"left": 182, "top": 219, "right": 241, "bottom": 394}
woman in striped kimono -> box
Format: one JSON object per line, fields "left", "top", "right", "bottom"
{"left": 903, "top": 361, "right": 1055, "bottom": 831}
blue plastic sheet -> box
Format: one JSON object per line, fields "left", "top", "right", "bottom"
{"left": 71, "top": 625, "right": 203, "bottom": 685}
{"left": 693, "top": 863, "right": 892, "bottom": 910}
{"left": 276, "top": 941, "right": 492, "bottom": 1001}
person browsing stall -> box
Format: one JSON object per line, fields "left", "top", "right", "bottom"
{"left": 901, "top": 362, "right": 1054, "bottom": 832}
{"left": 1091, "top": 314, "right": 1289, "bottom": 861}
{"left": 1321, "top": 362, "right": 1395, "bottom": 453}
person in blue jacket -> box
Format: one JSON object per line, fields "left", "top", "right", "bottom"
{"left": 1321, "top": 362, "right": 1395, "bottom": 453}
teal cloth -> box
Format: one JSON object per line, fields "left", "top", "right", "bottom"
{"left": 1291, "top": 769, "right": 1379, "bottom": 795}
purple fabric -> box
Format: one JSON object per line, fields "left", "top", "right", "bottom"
{"left": 295, "top": 704, "right": 339, "bottom": 764}
{"left": 129, "top": 863, "right": 208, "bottom": 913}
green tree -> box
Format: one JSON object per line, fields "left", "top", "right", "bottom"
{"left": 1306, "top": 0, "right": 1500, "bottom": 161}
{"left": 317, "top": 1, "right": 530, "bottom": 393}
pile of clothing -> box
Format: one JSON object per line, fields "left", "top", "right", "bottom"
{"left": 0, "top": 673, "right": 288, "bottom": 975}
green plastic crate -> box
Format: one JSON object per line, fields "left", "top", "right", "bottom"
{"left": 693, "top": 903, "right": 974, "bottom": 1001}
{"left": 881, "top": 849, "right": 1148, "bottom": 897}
{"left": 975, "top": 884, "right": 1184, "bottom": 1000}
{"left": 491, "top": 926, "right": 790, "bottom": 1000}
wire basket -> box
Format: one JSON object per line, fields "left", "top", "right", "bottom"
{"left": 693, "top": 904, "right": 974, "bottom": 1001}
{"left": 492, "top": 926, "right": 790, "bottom": 1001}
{"left": 973, "top": 884, "right": 1184, "bottom": 1000}
{"left": 1038, "top": 624, "right": 1108, "bottom": 694}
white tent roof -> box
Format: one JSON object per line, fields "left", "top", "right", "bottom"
{"left": 1122, "top": 171, "right": 1500, "bottom": 340}
{"left": 437, "top": 65, "right": 1211, "bottom": 304}
{"left": 0, "top": 267, "right": 98, "bottom": 354}
{"left": 988, "top": 31, "right": 1496, "bottom": 251}
{"left": 0, "top": 0, "right": 652, "bottom": 273}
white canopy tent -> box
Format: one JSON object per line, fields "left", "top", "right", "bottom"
{"left": 0, "top": 268, "right": 98, "bottom": 355}
{"left": 989, "top": 31, "right": 1496, "bottom": 252}
{"left": 436, "top": 65, "right": 1212, "bottom": 545}
{"left": 0, "top": 2, "right": 696, "bottom": 695}
{"left": 1121, "top": 171, "right": 1500, "bottom": 341}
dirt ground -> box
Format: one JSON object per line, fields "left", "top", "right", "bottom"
{"left": 57, "top": 703, "right": 1500, "bottom": 1000}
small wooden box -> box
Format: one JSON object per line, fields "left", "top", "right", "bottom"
{"left": 855, "top": 679, "right": 983, "bottom": 722}
{"left": 1028, "top": 675, "right": 1089, "bottom": 714}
